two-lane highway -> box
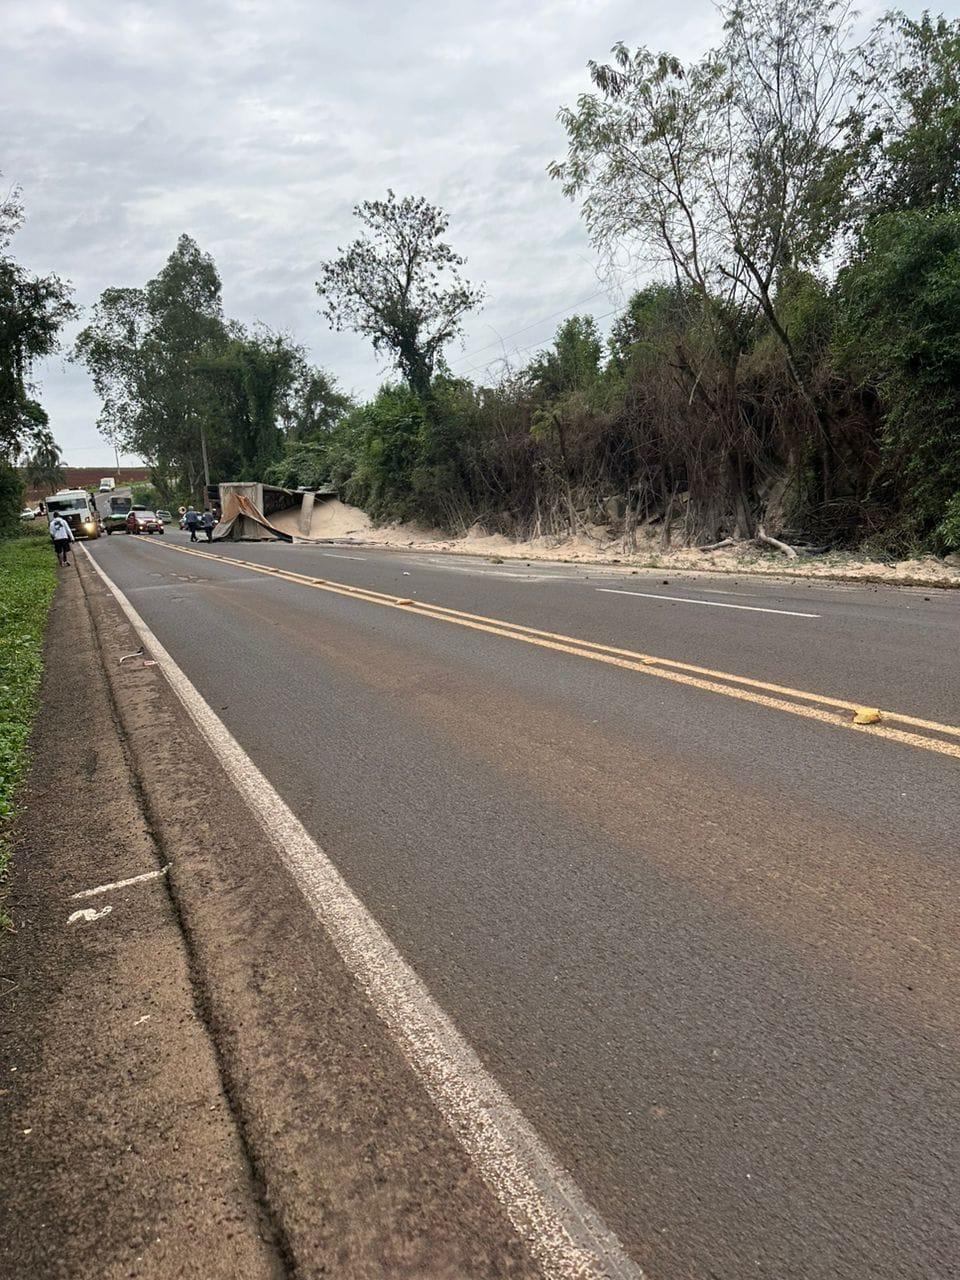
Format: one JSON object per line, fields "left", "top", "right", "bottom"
{"left": 87, "top": 531, "right": 960, "bottom": 1279}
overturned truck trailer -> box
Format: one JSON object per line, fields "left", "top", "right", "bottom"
{"left": 215, "top": 483, "right": 297, "bottom": 541}
{"left": 214, "top": 482, "right": 340, "bottom": 541}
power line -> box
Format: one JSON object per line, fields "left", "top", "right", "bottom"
{"left": 458, "top": 305, "right": 622, "bottom": 379}
{"left": 449, "top": 288, "right": 610, "bottom": 368}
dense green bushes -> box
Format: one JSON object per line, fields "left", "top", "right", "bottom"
{"left": 838, "top": 211, "right": 960, "bottom": 550}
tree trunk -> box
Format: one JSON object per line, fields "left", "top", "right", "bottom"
{"left": 728, "top": 450, "right": 755, "bottom": 540}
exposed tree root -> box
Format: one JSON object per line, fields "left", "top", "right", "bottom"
{"left": 756, "top": 524, "right": 800, "bottom": 558}
{"left": 696, "top": 528, "right": 805, "bottom": 558}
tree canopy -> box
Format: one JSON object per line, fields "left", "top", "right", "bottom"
{"left": 74, "top": 235, "right": 345, "bottom": 500}
{"left": 0, "top": 187, "right": 74, "bottom": 462}
{"left": 867, "top": 12, "right": 960, "bottom": 214}
{"left": 74, "top": 234, "right": 227, "bottom": 495}
{"left": 316, "top": 192, "right": 484, "bottom": 400}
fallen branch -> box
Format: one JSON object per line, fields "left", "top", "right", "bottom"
{"left": 756, "top": 524, "right": 799, "bottom": 559}
{"left": 697, "top": 537, "right": 737, "bottom": 552}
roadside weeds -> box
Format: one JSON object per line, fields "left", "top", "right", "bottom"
{"left": 0, "top": 533, "right": 57, "bottom": 926}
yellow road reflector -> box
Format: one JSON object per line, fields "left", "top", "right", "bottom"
{"left": 395, "top": 598, "right": 414, "bottom": 605}
{"left": 852, "top": 707, "right": 883, "bottom": 725}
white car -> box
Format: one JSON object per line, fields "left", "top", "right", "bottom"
{"left": 99, "top": 477, "right": 116, "bottom": 492}
{"left": 19, "top": 507, "right": 37, "bottom": 521}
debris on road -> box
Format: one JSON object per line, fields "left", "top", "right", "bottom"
{"left": 852, "top": 706, "right": 883, "bottom": 725}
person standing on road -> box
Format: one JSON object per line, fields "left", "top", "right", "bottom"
{"left": 200, "top": 508, "right": 216, "bottom": 542}
{"left": 49, "top": 514, "right": 74, "bottom": 566}
{"left": 183, "top": 506, "right": 201, "bottom": 542}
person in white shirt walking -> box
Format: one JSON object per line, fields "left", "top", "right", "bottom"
{"left": 48, "top": 514, "right": 74, "bottom": 566}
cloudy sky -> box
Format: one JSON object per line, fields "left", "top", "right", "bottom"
{"left": 5, "top": 0, "right": 931, "bottom": 465}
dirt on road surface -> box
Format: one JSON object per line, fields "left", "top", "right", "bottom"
{"left": 0, "top": 557, "right": 537, "bottom": 1278}
{"left": 263, "top": 495, "right": 960, "bottom": 589}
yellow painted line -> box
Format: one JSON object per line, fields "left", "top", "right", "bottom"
{"left": 140, "top": 540, "right": 960, "bottom": 763}
{"left": 161, "top": 541, "right": 960, "bottom": 743}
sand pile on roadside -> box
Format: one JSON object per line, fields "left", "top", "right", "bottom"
{"left": 368, "top": 522, "right": 960, "bottom": 586}
{"left": 262, "top": 497, "right": 960, "bottom": 586}
{"left": 270, "top": 499, "right": 375, "bottom": 540}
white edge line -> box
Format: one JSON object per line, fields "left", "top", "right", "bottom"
{"left": 80, "top": 545, "right": 644, "bottom": 1280}
{"left": 597, "top": 587, "right": 820, "bottom": 618}
{"left": 71, "top": 865, "right": 170, "bottom": 899}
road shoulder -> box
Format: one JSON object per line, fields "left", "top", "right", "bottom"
{"left": 0, "top": 564, "right": 283, "bottom": 1280}
{"left": 71, "top": 548, "right": 537, "bottom": 1277}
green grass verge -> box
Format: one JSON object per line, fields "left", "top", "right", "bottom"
{"left": 0, "top": 532, "right": 58, "bottom": 926}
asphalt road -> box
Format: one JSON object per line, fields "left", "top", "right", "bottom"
{"left": 88, "top": 531, "right": 960, "bottom": 1280}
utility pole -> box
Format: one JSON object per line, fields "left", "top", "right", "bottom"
{"left": 199, "top": 420, "right": 211, "bottom": 491}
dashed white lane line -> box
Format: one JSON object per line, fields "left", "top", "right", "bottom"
{"left": 408, "top": 559, "right": 578, "bottom": 582}
{"left": 83, "top": 545, "right": 644, "bottom": 1280}
{"left": 71, "top": 866, "right": 170, "bottom": 900}
{"left": 320, "top": 552, "right": 368, "bottom": 561}
{"left": 597, "top": 587, "right": 820, "bottom": 618}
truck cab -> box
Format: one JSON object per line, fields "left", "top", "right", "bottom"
{"left": 44, "top": 490, "right": 102, "bottom": 540}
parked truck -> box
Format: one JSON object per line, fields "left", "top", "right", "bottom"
{"left": 43, "top": 489, "right": 102, "bottom": 539}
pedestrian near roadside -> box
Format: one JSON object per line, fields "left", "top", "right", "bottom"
{"left": 184, "top": 506, "right": 201, "bottom": 542}
{"left": 49, "top": 514, "right": 74, "bottom": 566}
{"left": 200, "top": 508, "right": 216, "bottom": 542}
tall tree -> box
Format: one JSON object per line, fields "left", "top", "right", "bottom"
{"left": 200, "top": 327, "right": 302, "bottom": 480}
{"left": 316, "top": 192, "right": 484, "bottom": 400}
{"left": 527, "top": 316, "right": 603, "bottom": 398}
{"left": 75, "top": 234, "right": 227, "bottom": 497}
{"left": 0, "top": 186, "right": 75, "bottom": 461}
{"left": 282, "top": 364, "right": 352, "bottom": 442}
{"left": 550, "top": 0, "right": 871, "bottom": 533}
{"left": 22, "top": 429, "right": 65, "bottom": 496}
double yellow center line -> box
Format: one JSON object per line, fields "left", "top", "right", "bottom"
{"left": 147, "top": 540, "right": 960, "bottom": 763}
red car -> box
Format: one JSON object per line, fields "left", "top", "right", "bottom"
{"left": 125, "top": 508, "right": 164, "bottom": 535}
